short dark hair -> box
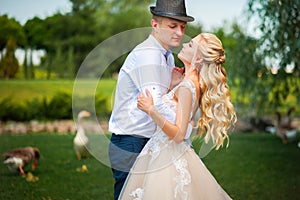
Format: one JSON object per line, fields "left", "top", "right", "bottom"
{"left": 152, "top": 15, "right": 163, "bottom": 23}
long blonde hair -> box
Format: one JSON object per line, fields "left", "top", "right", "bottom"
{"left": 194, "top": 33, "right": 237, "bottom": 149}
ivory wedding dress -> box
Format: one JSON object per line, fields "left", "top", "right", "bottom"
{"left": 119, "top": 80, "right": 232, "bottom": 200}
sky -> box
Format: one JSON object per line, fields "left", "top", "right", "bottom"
{"left": 0, "top": 0, "right": 252, "bottom": 32}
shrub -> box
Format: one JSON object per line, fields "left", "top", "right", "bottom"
{"left": 0, "top": 97, "right": 27, "bottom": 121}
{"left": 0, "top": 92, "right": 110, "bottom": 121}
{"left": 46, "top": 92, "right": 72, "bottom": 119}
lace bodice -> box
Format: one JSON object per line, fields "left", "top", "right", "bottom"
{"left": 155, "top": 79, "right": 196, "bottom": 141}
{"left": 138, "top": 79, "right": 196, "bottom": 160}
{"left": 163, "top": 79, "right": 196, "bottom": 122}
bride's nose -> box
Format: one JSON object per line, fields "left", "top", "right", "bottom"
{"left": 182, "top": 43, "right": 188, "bottom": 48}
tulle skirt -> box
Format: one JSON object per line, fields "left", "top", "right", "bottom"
{"left": 119, "top": 132, "right": 232, "bottom": 200}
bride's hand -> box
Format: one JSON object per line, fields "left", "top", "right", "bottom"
{"left": 137, "top": 89, "right": 154, "bottom": 115}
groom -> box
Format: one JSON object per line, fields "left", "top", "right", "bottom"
{"left": 108, "top": 0, "right": 194, "bottom": 199}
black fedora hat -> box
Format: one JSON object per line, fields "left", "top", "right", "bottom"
{"left": 150, "top": 0, "right": 194, "bottom": 22}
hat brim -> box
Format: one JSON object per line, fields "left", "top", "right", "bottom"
{"left": 150, "top": 6, "right": 194, "bottom": 22}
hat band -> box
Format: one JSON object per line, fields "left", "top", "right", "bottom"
{"left": 154, "top": 10, "right": 187, "bottom": 18}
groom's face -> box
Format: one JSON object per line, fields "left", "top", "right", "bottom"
{"left": 153, "top": 17, "right": 186, "bottom": 49}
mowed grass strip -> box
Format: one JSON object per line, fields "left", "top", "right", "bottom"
{"left": 0, "top": 79, "right": 116, "bottom": 102}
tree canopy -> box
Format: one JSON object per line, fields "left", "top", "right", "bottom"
{"left": 247, "top": 0, "right": 300, "bottom": 115}
{"left": 248, "top": 0, "right": 299, "bottom": 75}
{"left": 0, "top": 15, "right": 26, "bottom": 50}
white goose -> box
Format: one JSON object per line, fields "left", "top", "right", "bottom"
{"left": 275, "top": 107, "right": 298, "bottom": 144}
{"left": 73, "top": 110, "right": 91, "bottom": 160}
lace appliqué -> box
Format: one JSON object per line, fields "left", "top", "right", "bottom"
{"left": 128, "top": 80, "right": 195, "bottom": 199}
{"left": 129, "top": 188, "right": 144, "bottom": 200}
{"left": 173, "top": 157, "right": 191, "bottom": 200}
{"left": 139, "top": 129, "right": 170, "bottom": 164}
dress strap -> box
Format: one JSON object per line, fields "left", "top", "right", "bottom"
{"left": 176, "top": 79, "right": 197, "bottom": 120}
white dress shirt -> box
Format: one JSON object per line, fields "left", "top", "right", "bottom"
{"left": 109, "top": 35, "right": 175, "bottom": 138}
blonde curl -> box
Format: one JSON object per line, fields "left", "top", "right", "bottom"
{"left": 195, "top": 33, "right": 237, "bottom": 149}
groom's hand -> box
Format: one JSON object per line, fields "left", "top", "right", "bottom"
{"left": 170, "top": 67, "right": 184, "bottom": 90}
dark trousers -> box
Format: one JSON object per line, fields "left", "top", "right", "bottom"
{"left": 109, "top": 133, "right": 149, "bottom": 200}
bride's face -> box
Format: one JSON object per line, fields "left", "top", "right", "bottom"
{"left": 178, "top": 39, "right": 198, "bottom": 64}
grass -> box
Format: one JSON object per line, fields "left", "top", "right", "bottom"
{"left": 0, "top": 79, "right": 116, "bottom": 102}
{"left": 0, "top": 133, "right": 299, "bottom": 200}
{"left": 200, "top": 133, "right": 300, "bottom": 200}
{"left": 0, "top": 133, "right": 114, "bottom": 200}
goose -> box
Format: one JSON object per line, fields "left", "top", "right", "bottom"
{"left": 275, "top": 107, "right": 298, "bottom": 144}
{"left": 2, "top": 147, "right": 40, "bottom": 175}
{"left": 73, "top": 110, "right": 91, "bottom": 160}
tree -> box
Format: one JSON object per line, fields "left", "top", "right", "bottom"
{"left": 248, "top": 0, "right": 299, "bottom": 75}
{"left": 73, "top": 0, "right": 156, "bottom": 77}
{"left": 247, "top": 0, "right": 300, "bottom": 116}
{"left": 0, "top": 39, "right": 20, "bottom": 78}
{"left": 24, "top": 17, "right": 47, "bottom": 79}
{"left": 0, "top": 15, "right": 26, "bottom": 79}
{"left": 66, "top": 0, "right": 100, "bottom": 76}
{"left": 0, "top": 15, "right": 26, "bottom": 51}
{"left": 210, "top": 24, "right": 264, "bottom": 115}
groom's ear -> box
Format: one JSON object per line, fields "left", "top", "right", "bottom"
{"left": 151, "top": 19, "right": 158, "bottom": 29}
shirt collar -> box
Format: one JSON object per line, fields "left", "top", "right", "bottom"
{"left": 149, "top": 34, "right": 172, "bottom": 57}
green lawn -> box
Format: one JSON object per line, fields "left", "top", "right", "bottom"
{"left": 0, "top": 133, "right": 299, "bottom": 200}
{"left": 201, "top": 133, "right": 300, "bottom": 200}
{"left": 0, "top": 79, "right": 116, "bottom": 102}
{"left": 0, "top": 133, "right": 114, "bottom": 200}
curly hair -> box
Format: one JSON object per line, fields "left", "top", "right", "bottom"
{"left": 194, "top": 33, "right": 237, "bottom": 149}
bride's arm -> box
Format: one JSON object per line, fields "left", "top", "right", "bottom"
{"left": 138, "top": 88, "right": 192, "bottom": 143}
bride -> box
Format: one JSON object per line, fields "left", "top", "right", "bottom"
{"left": 119, "top": 33, "right": 237, "bottom": 200}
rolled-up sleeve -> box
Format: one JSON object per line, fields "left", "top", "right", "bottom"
{"left": 128, "top": 49, "right": 175, "bottom": 122}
